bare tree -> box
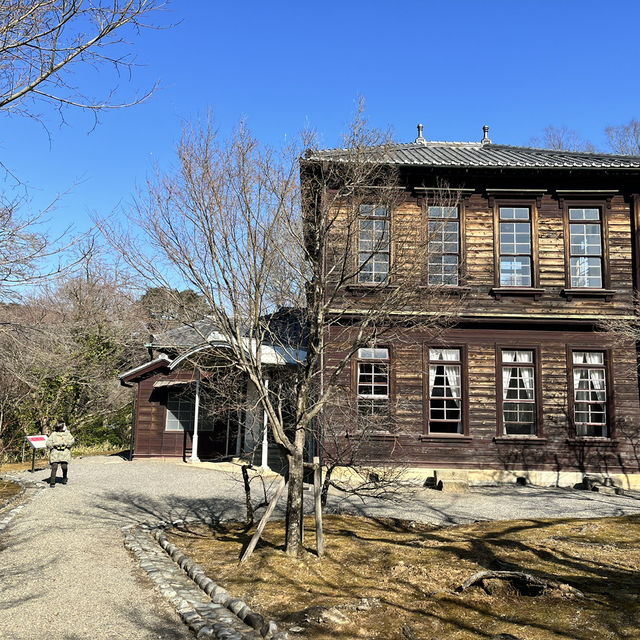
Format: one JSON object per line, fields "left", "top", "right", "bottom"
{"left": 529, "top": 125, "right": 595, "bottom": 152}
{"left": 103, "top": 110, "right": 461, "bottom": 556}
{"left": 0, "top": 245, "right": 147, "bottom": 456}
{"left": 0, "top": 0, "right": 165, "bottom": 124}
{"left": 605, "top": 118, "right": 640, "bottom": 155}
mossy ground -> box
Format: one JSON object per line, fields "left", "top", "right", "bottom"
{"left": 167, "top": 514, "right": 640, "bottom": 640}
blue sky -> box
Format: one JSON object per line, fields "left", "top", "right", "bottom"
{"left": 2, "top": 0, "right": 639, "bottom": 238}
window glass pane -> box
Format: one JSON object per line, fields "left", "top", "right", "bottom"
{"left": 166, "top": 392, "right": 194, "bottom": 431}
{"left": 573, "top": 354, "right": 608, "bottom": 437}
{"left": 503, "top": 350, "right": 533, "bottom": 363}
{"left": 428, "top": 361, "right": 462, "bottom": 434}
{"left": 569, "top": 208, "right": 600, "bottom": 221}
{"left": 360, "top": 204, "right": 388, "bottom": 217}
{"left": 429, "top": 348, "right": 461, "bottom": 361}
{"left": 428, "top": 206, "right": 458, "bottom": 219}
{"left": 357, "top": 362, "right": 388, "bottom": 397}
{"left": 503, "top": 402, "right": 535, "bottom": 435}
{"left": 500, "top": 207, "right": 530, "bottom": 220}
{"left": 500, "top": 256, "right": 532, "bottom": 286}
{"left": 358, "top": 348, "right": 389, "bottom": 360}
{"left": 572, "top": 351, "right": 604, "bottom": 365}
{"left": 359, "top": 216, "right": 389, "bottom": 284}
{"left": 428, "top": 255, "right": 459, "bottom": 285}
{"left": 570, "top": 224, "right": 602, "bottom": 256}
{"left": 570, "top": 257, "right": 602, "bottom": 288}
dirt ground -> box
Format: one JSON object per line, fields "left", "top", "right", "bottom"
{"left": 167, "top": 514, "right": 640, "bottom": 640}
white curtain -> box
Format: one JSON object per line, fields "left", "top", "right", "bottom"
{"left": 429, "top": 348, "right": 459, "bottom": 361}
{"left": 590, "top": 369, "right": 605, "bottom": 391}
{"left": 502, "top": 367, "right": 514, "bottom": 399}
{"left": 444, "top": 365, "right": 461, "bottom": 398}
{"left": 520, "top": 367, "right": 534, "bottom": 399}
{"left": 503, "top": 350, "right": 532, "bottom": 363}
{"left": 573, "top": 351, "right": 603, "bottom": 365}
{"left": 428, "top": 365, "right": 436, "bottom": 394}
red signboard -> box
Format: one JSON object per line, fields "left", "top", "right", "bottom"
{"left": 26, "top": 435, "right": 48, "bottom": 449}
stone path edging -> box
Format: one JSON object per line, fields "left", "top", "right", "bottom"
{"left": 123, "top": 520, "right": 289, "bottom": 640}
{"left": 0, "top": 476, "right": 45, "bottom": 534}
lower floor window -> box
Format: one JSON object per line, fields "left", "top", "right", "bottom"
{"left": 572, "top": 351, "right": 608, "bottom": 437}
{"left": 428, "top": 348, "right": 462, "bottom": 433}
{"left": 357, "top": 348, "right": 390, "bottom": 428}
{"left": 166, "top": 390, "right": 214, "bottom": 432}
{"left": 501, "top": 349, "right": 536, "bottom": 435}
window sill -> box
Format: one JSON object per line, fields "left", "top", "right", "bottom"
{"left": 566, "top": 438, "right": 618, "bottom": 447}
{"left": 490, "top": 287, "right": 545, "bottom": 300}
{"left": 419, "top": 435, "right": 473, "bottom": 443}
{"left": 561, "top": 288, "right": 616, "bottom": 301}
{"left": 345, "top": 283, "right": 399, "bottom": 292}
{"left": 493, "top": 437, "right": 548, "bottom": 445}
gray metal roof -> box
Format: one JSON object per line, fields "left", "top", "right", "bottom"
{"left": 149, "top": 317, "right": 221, "bottom": 350}
{"left": 306, "top": 141, "right": 640, "bottom": 169}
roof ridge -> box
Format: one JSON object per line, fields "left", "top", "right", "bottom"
{"left": 488, "top": 143, "right": 640, "bottom": 159}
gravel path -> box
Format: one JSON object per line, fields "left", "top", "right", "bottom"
{"left": 2, "top": 456, "right": 640, "bottom": 640}
{"left": 0, "top": 457, "right": 248, "bottom": 640}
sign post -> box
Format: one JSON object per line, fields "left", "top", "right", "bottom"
{"left": 25, "top": 435, "right": 48, "bottom": 472}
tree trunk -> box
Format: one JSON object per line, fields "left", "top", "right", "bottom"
{"left": 284, "top": 449, "right": 305, "bottom": 555}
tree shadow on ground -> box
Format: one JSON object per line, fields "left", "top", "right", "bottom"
{"left": 195, "top": 511, "right": 640, "bottom": 640}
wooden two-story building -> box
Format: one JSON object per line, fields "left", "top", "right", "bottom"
{"left": 306, "top": 126, "right": 640, "bottom": 488}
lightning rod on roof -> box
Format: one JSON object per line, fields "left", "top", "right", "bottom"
{"left": 482, "top": 125, "right": 492, "bottom": 144}
{"left": 415, "top": 123, "right": 426, "bottom": 144}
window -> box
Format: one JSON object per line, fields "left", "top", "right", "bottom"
{"left": 500, "top": 349, "right": 536, "bottom": 435}
{"left": 356, "top": 347, "right": 390, "bottom": 425}
{"left": 165, "top": 390, "right": 214, "bottom": 432}
{"left": 428, "top": 348, "right": 462, "bottom": 433}
{"left": 428, "top": 206, "right": 459, "bottom": 285}
{"left": 568, "top": 208, "right": 603, "bottom": 288}
{"left": 358, "top": 204, "right": 389, "bottom": 283}
{"left": 571, "top": 351, "right": 608, "bottom": 437}
{"left": 499, "top": 207, "right": 532, "bottom": 286}
{"left": 166, "top": 391, "right": 194, "bottom": 431}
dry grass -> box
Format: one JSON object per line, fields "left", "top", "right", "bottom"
{"left": 0, "top": 480, "right": 22, "bottom": 505}
{"left": 167, "top": 514, "right": 640, "bottom": 640}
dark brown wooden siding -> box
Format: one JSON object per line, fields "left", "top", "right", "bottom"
{"left": 323, "top": 324, "right": 640, "bottom": 474}
{"left": 326, "top": 192, "right": 636, "bottom": 320}
{"left": 133, "top": 369, "right": 199, "bottom": 459}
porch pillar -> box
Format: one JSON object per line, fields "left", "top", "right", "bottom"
{"left": 190, "top": 368, "right": 201, "bottom": 463}
{"left": 261, "top": 378, "right": 269, "bottom": 470}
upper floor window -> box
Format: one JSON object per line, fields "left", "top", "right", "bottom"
{"left": 358, "top": 204, "right": 389, "bottom": 284}
{"left": 428, "top": 348, "right": 463, "bottom": 434}
{"left": 356, "top": 347, "right": 390, "bottom": 425}
{"left": 428, "top": 206, "right": 459, "bottom": 286}
{"left": 571, "top": 351, "right": 608, "bottom": 437}
{"left": 499, "top": 207, "right": 532, "bottom": 286}
{"left": 500, "top": 349, "right": 537, "bottom": 436}
{"left": 568, "top": 208, "right": 603, "bottom": 288}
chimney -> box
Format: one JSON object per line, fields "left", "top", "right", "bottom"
{"left": 415, "top": 123, "right": 426, "bottom": 145}
{"left": 481, "top": 125, "right": 492, "bottom": 145}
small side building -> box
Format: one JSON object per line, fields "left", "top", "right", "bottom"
{"left": 119, "top": 318, "right": 295, "bottom": 466}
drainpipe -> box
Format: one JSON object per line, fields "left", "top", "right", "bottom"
{"left": 190, "top": 369, "right": 201, "bottom": 463}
